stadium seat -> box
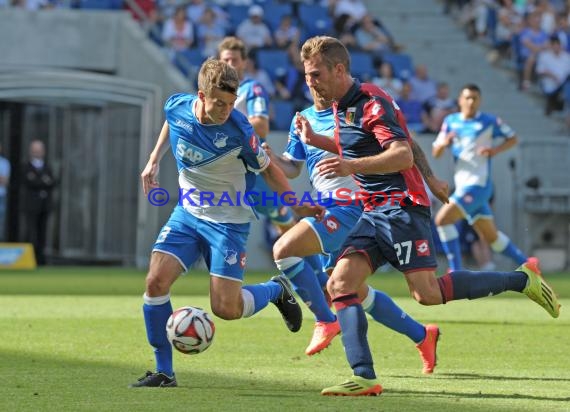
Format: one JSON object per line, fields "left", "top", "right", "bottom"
{"left": 256, "top": 48, "right": 290, "bottom": 81}
{"left": 80, "top": 0, "right": 123, "bottom": 10}
{"left": 271, "top": 100, "right": 294, "bottom": 131}
{"left": 225, "top": 4, "right": 250, "bottom": 33}
{"left": 263, "top": 3, "right": 293, "bottom": 32}
{"left": 564, "top": 81, "right": 570, "bottom": 104}
{"left": 381, "top": 52, "right": 414, "bottom": 80}
{"left": 350, "top": 51, "right": 375, "bottom": 82}
{"left": 174, "top": 48, "right": 206, "bottom": 77}
{"left": 298, "top": 3, "right": 332, "bottom": 39}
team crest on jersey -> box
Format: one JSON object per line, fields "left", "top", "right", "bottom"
{"left": 345, "top": 107, "right": 356, "bottom": 125}
{"left": 176, "top": 138, "right": 214, "bottom": 164}
{"left": 463, "top": 194, "right": 474, "bottom": 204}
{"left": 213, "top": 132, "right": 229, "bottom": 148}
{"left": 224, "top": 249, "right": 238, "bottom": 265}
{"left": 240, "top": 252, "right": 247, "bottom": 268}
{"left": 415, "top": 240, "right": 430, "bottom": 257}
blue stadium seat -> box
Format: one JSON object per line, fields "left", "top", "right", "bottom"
{"left": 271, "top": 100, "right": 294, "bottom": 131}
{"left": 381, "top": 52, "right": 414, "bottom": 80}
{"left": 350, "top": 51, "right": 375, "bottom": 81}
{"left": 564, "top": 81, "right": 570, "bottom": 104}
{"left": 80, "top": 0, "right": 123, "bottom": 10}
{"left": 256, "top": 48, "right": 290, "bottom": 80}
{"left": 263, "top": 3, "right": 293, "bottom": 32}
{"left": 174, "top": 48, "right": 206, "bottom": 77}
{"left": 298, "top": 3, "right": 332, "bottom": 39}
{"left": 225, "top": 4, "right": 250, "bottom": 33}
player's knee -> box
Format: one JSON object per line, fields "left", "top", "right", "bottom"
{"left": 145, "top": 272, "right": 171, "bottom": 297}
{"left": 326, "top": 275, "right": 353, "bottom": 299}
{"left": 272, "top": 236, "right": 291, "bottom": 260}
{"left": 211, "top": 303, "right": 242, "bottom": 320}
{"left": 411, "top": 290, "right": 442, "bottom": 306}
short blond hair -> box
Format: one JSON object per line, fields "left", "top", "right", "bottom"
{"left": 300, "top": 36, "right": 351, "bottom": 72}
{"left": 217, "top": 36, "right": 248, "bottom": 60}
{"left": 197, "top": 58, "right": 239, "bottom": 96}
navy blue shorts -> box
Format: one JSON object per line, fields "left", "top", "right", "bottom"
{"left": 338, "top": 205, "right": 438, "bottom": 273}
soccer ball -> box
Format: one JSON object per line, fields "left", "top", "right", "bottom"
{"left": 166, "top": 306, "right": 215, "bottom": 355}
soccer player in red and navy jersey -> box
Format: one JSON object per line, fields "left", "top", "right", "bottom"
{"left": 297, "top": 36, "right": 561, "bottom": 396}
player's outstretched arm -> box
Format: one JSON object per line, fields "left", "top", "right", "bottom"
{"left": 478, "top": 135, "right": 518, "bottom": 157}
{"left": 141, "top": 121, "right": 171, "bottom": 195}
{"left": 411, "top": 139, "right": 449, "bottom": 204}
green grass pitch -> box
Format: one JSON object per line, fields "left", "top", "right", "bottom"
{"left": 1, "top": 267, "right": 569, "bottom": 411}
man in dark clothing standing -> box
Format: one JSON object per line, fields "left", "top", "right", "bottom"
{"left": 22, "top": 140, "right": 55, "bottom": 265}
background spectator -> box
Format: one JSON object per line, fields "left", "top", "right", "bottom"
{"left": 274, "top": 14, "right": 300, "bottom": 50}
{"left": 0, "top": 143, "right": 10, "bottom": 242}
{"left": 196, "top": 6, "right": 227, "bottom": 58}
{"left": 536, "top": 36, "right": 570, "bottom": 114}
{"left": 396, "top": 82, "right": 429, "bottom": 133}
{"left": 354, "top": 14, "right": 391, "bottom": 59}
{"left": 235, "top": 5, "right": 273, "bottom": 51}
{"left": 409, "top": 64, "right": 438, "bottom": 104}
{"left": 371, "top": 61, "right": 403, "bottom": 100}
{"left": 161, "top": 6, "right": 194, "bottom": 60}
{"left": 423, "top": 82, "right": 458, "bottom": 133}
{"left": 22, "top": 140, "right": 56, "bottom": 265}
{"left": 519, "top": 11, "right": 549, "bottom": 89}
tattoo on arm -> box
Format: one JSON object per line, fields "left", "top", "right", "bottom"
{"left": 411, "top": 139, "right": 434, "bottom": 180}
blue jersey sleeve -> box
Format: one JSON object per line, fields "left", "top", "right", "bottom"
{"left": 164, "top": 93, "right": 191, "bottom": 114}
{"left": 246, "top": 82, "right": 270, "bottom": 118}
{"left": 492, "top": 115, "right": 515, "bottom": 140}
{"left": 284, "top": 118, "right": 307, "bottom": 161}
{"left": 237, "top": 116, "right": 270, "bottom": 172}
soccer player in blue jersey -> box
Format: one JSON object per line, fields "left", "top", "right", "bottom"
{"left": 432, "top": 84, "right": 535, "bottom": 272}
{"left": 297, "top": 36, "right": 560, "bottom": 396}
{"left": 264, "top": 88, "right": 447, "bottom": 372}
{"left": 218, "top": 37, "right": 296, "bottom": 236}
{"left": 130, "top": 59, "right": 324, "bottom": 388}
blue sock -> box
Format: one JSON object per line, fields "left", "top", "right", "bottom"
{"left": 304, "top": 254, "right": 329, "bottom": 288}
{"left": 438, "top": 224, "right": 463, "bottom": 270}
{"left": 438, "top": 270, "right": 528, "bottom": 302}
{"left": 491, "top": 232, "right": 527, "bottom": 265}
{"left": 276, "top": 257, "right": 335, "bottom": 322}
{"left": 143, "top": 297, "right": 173, "bottom": 376}
{"left": 242, "top": 281, "right": 282, "bottom": 314}
{"left": 334, "top": 294, "right": 375, "bottom": 379}
{"left": 362, "top": 288, "right": 426, "bottom": 344}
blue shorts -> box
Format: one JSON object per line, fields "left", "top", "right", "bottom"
{"left": 249, "top": 175, "right": 295, "bottom": 226}
{"left": 303, "top": 203, "right": 362, "bottom": 272}
{"left": 152, "top": 206, "right": 249, "bottom": 281}
{"left": 339, "top": 205, "right": 437, "bottom": 273}
{"left": 452, "top": 184, "right": 493, "bottom": 224}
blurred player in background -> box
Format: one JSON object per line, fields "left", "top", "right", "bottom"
{"left": 131, "top": 59, "right": 323, "bottom": 388}
{"left": 218, "top": 37, "right": 296, "bottom": 240}
{"left": 432, "top": 84, "right": 536, "bottom": 272}
{"left": 297, "top": 36, "right": 560, "bottom": 396}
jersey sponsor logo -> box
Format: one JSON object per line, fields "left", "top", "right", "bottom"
{"left": 415, "top": 240, "right": 430, "bottom": 257}
{"left": 176, "top": 138, "right": 214, "bottom": 164}
{"left": 249, "top": 134, "right": 259, "bottom": 152}
{"left": 324, "top": 216, "right": 340, "bottom": 233}
{"left": 175, "top": 118, "right": 193, "bottom": 132}
{"left": 345, "top": 107, "right": 356, "bottom": 125}
{"left": 224, "top": 249, "right": 238, "bottom": 265}
{"left": 213, "top": 132, "right": 229, "bottom": 148}
{"left": 240, "top": 252, "right": 247, "bottom": 268}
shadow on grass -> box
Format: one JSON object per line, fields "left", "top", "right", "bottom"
{"left": 390, "top": 372, "right": 570, "bottom": 383}
{"left": 388, "top": 387, "right": 570, "bottom": 403}
{"left": 0, "top": 349, "right": 529, "bottom": 412}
